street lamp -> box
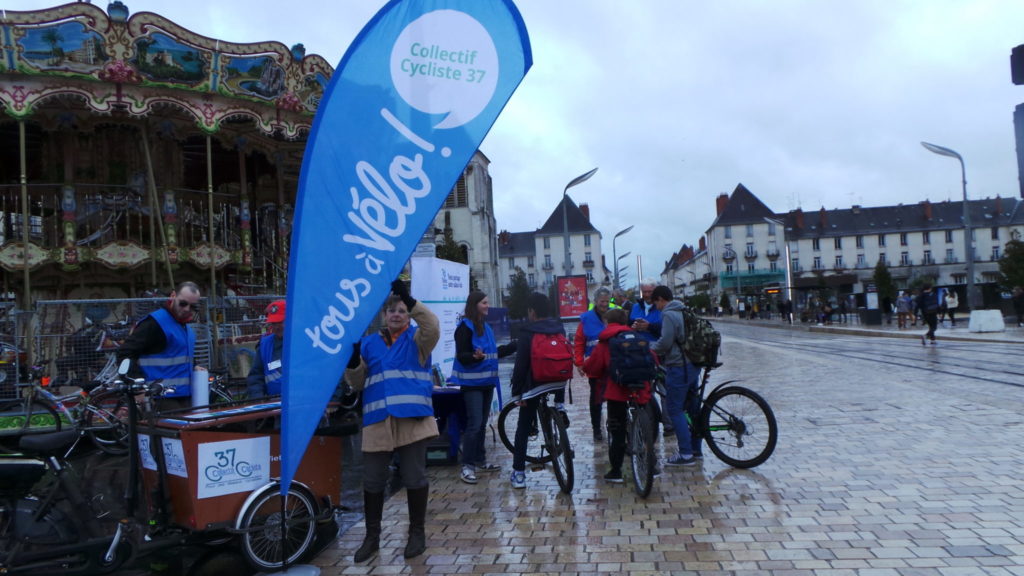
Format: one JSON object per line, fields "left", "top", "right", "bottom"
{"left": 562, "top": 168, "right": 598, "bottom": 279}
{"left": 921, "top": 141, "right": 978, "bottom": 311}
{"left": 616, "top": 251, "right": 631, "bottom": 288}
{"left": 612, "top": 225, "right": 634, "bottom": 290}
{"left": 764, "top": 217, "right": 793, "bottom": 307}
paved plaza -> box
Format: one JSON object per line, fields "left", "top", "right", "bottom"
{"left": 313, "top": 319, "right": 1024, "bottom": 576}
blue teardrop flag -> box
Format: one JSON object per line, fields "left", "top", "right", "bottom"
{"left": 280, "top": 0, "right": 532, "bottom": 494}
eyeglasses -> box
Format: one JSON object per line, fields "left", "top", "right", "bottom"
{"left": 177, "top": 300, "right": 199, "bottom": 310}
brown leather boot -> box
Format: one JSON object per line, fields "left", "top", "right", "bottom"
{"left": 403, "top": 485, "right": 428, "bottom": 559}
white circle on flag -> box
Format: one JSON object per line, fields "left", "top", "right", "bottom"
{"left": 390, "top": 10, "right": 499, "bottom": 129}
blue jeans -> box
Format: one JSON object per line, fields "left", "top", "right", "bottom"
{"left": 664, "top": 363, "right": 701, "bottom": 457}
{"left": 460, "top": 386, "right": 494, "bottom": 467}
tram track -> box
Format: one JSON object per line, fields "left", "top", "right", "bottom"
{"left": 721, "top": 327, "right": 1024, "bottom": 389}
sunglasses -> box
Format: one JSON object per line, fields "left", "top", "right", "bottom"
{"left": 177, "top": 300, "right": 199, "bottom": 310}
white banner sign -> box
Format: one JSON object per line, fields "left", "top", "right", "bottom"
{"left": 412, "top": 256, "right": 469, "bottom": 381}
{"left": 197, "top": 437, "right": 271, "bottom": 499}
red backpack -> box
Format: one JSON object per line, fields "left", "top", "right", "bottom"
{"left": 530, "top": 332, "right": 573, "bottom": 383}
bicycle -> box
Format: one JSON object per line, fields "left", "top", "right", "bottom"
{"left": 0, "top": 364, "right": 133, "bottom": 456}
{"left": 497, "top": 390, "right": 574, "bottom": 494}
{"left": 657, "top": 363, "right": 777, "bottom": 468}
{"left": 622, "top": 385, "right": 658, "bottom": 498}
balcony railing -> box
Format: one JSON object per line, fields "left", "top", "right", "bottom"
{"left": 582, "top": 259, "right": 595, "bottom": 268}
{"left": 542, "top": 263, "right": 554, "bottom": 270}
{"left": 765, "top": 248, "right": 780, "bottom": 260}
{"left": 744, "top": 250, "right": 758, "bottom": 260}
{"left": 721, "top": 248, "right": 737, "bottom": 262}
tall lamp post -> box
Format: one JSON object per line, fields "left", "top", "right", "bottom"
{"left": 921, "top": 141, "right": 978, "bottom": 311}
{"left": 616, "top": 251, "right": 631, "bottom": 290}
{"left": 612, "top": 225, "right": 634, "bottom": 290}
{"left": 562, "top": 168, "right": 599, "bottom": 279}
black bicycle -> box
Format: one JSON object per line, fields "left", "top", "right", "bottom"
{"left": 497, "top": 391, "right": 574, "bottom": 494}
{"left": 657, "top": 363, "right": 777, "bottom": 468}
{"left": 622, "top": 386, "right": 658, "bottom": 498}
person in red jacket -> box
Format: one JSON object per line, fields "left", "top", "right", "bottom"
{"left": 583, "top": 308, "right": 657, "bottom": 483}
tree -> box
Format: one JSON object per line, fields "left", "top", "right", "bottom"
{"left": 872, "top": 259, "right": 896, "bottom": 303}
{"left": 506, "top": 267, "right": 531, "bottom": 320}
{"left": 999, "top": 238, "right": 1024, "bottom": 288}
{"left": 435, "top": 226, "right": 466, "bottom": 264}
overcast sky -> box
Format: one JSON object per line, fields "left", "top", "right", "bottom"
{"left": 9, "top": 1, "right": 1024, "bottom": 286}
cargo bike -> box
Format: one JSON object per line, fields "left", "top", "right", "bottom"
{"left": 0, "top": 361, "right": 350, "bottom": 574}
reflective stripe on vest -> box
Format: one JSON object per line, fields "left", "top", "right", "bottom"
{"left": 139, "top": 308, "right": 195, "bottom": 398}
{"left": 449, "top": 318, "right": 499, "bottom": 388}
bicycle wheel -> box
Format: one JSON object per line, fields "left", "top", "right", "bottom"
{"left": 237, "top": 482, "right": 318, "bottom": 571}
{"left": 83, "top": 391, "right": 130, "bottom": 455}
{"left": 628, "top": 403, "right": 656, "bottom": 498}
{"left": 497, "top": 401, "right": 551, "bottom": 464}
{"left": 700, "top": 386, "right": 777, "bottom": 468}
{"left": 0, "top": 398, "right": 63, "bottom": 451}
{"left": 540, "top": 407, "right": 574, "bottom": 494}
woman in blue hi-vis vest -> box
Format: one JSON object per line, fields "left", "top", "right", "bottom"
{"left": 345, "top": 279, "right": 439, "bottom": 563}
{"left": 450, "top": 291, "right": 516, "bottom": 486}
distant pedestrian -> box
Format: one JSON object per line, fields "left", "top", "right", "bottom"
{"left": 895, "top": 291, "right": 913, "bottom": 329}
{"left": 915, "top": 283, "right": 940, "bottom": 346}
{"left": 1013, "top": 286, "right": 1024, "bottom": 327}
{"left": 943, "top": 290, "right": 959, "bottom": 327}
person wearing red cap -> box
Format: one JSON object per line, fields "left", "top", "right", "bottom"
{"left": 246, "top": 299, "right": 286, "bottom": 399}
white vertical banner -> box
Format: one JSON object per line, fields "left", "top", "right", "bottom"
{"left": 412, "top": 257, "right": 469, "bottom": 381}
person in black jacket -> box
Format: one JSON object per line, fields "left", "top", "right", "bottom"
{"left": 915, "top": 283, "right": 940, "bottom": 345}
{"left": 508, "top": 292, "right": 567, "bottom": 489}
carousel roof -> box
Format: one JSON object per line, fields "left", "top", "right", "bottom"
{"left": 0, "top": 1, "right": 334, "bottom": 139}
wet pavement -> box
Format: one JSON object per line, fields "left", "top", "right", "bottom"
{"left": 311, "top": 317, "right": 1024, "bottom": 575}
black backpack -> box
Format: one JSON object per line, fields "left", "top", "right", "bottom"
{"left": 608, "top": 330, "right": 657, "bottom": 389}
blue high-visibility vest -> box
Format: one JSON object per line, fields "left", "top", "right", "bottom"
{"left": 449, "top": 318, "right": 498, "bottom": 388}
{"left": 579, "top": 309, "right": 604, "bottom": 357}
{"left": 258, "top": 333, "right": 283, "bottom": 396}
{"left": 138, "top": 308, "right": 195, "bottom": 398}
{"left": 360, "top": 326, "right": 433, "bottom": 427}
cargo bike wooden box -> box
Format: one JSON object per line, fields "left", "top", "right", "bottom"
{"left": 139, "top": 400, "right": 344, "bottom": 571}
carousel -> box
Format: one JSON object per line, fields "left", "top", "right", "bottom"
{"left": 0, "top": 1, "right": 343, "bottom": 371}
{"left": 0, "top": 1, "right": 335, "bottom": 306}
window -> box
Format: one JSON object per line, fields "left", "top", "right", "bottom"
{"left": 899, "top": 232, "right": 908, "bottom": 246}
{"left": 834, "top": 237, "right": 842, "bottom": 250}
{"left": 834, "top": 255, "right": 844, "bottom": 268}
{"left": 527, "top": 273, "right": 535, "bottom": 287}
{"left": 746, "top": 224, "right": 754, "bottom": 237}
{"left": 769, "top": 261, "right": 778, "bottom": 272}
{"left": 992, "top": 246, "right": 1001, "bottom": 260}
{"left": 923, "top": 231, "right": 930, "bottom": 245}
{"left": 545, "top": 273, "right": 553, "bottom": 286}
{"left": 856, "top": 254, "right": 866, "bottom": 267}
{"left": 726, "top": 263, "right": 734, "bottom": 274}
{"left": 945, "top": 230, "right": 953, "bottom": 243}
{"left": 586, "top": 271, "right": 594, "bottom": 283}
{"left": 791, "top": 257, "right": 800, "bottom": 272}
{"left": 855, "top": 235, "right": 863, "bottom": 249}
{"left": 945, "top": 248, "right": 955, "bottom": 263}
{"left": 443, "top": 177, "right": 468, "bottom": 208}
{"left": 923, "top": 250, "right": 932, "bottom": 265}
{"left": 544, "top": 255, "right": 552, "bottom": 268}
{"left": 747, "top": 263, "right": 755, "bottom": 272}
{"left": 724, "top": 226, "right": 732, "bottom": 239}
{"left": 812, "top": 238, "right": 820, "bottom": 251}
{"left": 507, "top": 257, "right": 515, "bottom": 268}
{"left": 878, "top": 234, "right": 886, "bottom": 247}
{"left": 879, "top": 252, "right": 887, "bottom": 265}
{"left": 584, "top": 251, "right": 592, "bottom": 263}
{"left": 527, "top": 256, "right": 534, "bottom": 268}
{"left": 767, "top": 221, "right": 777, "bottom": 236}
{"left": 900, "top": 251, "right": 910, "bottom": 265}
{"left": 813, "top": 256, "right": 822, "bottom": 270}
{"left": 543, "top": 237, "right": 550, "bottom": 249}
{"left": 584, "top": 234, "right": 592, "bottom": 246}
{"left": 745, "top": 243, "right": 756, "bottom": 257}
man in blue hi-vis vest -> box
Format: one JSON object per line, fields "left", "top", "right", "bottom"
{"left": 247, "top": 300, "right": 286, "bottom": 399}
{"left": 117, "top": 281, "right": 200, "bottom": 410}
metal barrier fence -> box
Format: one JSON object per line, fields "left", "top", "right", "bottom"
{"left": 0, "top": 294, "right": 284, "bottom": 398}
